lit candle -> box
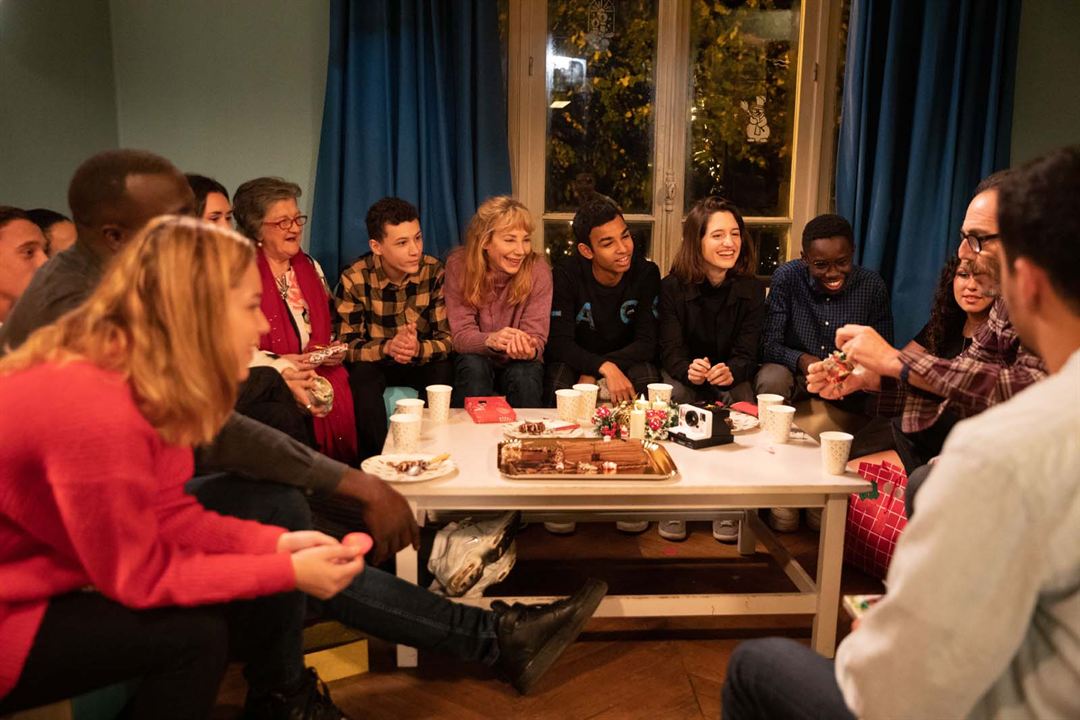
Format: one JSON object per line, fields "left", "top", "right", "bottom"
{"left": 629, "top": 408, "right": 646, "bottom": 439}
{"left": 634, "top": 395, "right": 650, "bottom": 411}
{"left": 653, "top": 400, "right": 668, "bottom": 411}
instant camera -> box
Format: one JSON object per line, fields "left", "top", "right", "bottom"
{"left": 667, "top": 402, "right": 735, "bottom": 449}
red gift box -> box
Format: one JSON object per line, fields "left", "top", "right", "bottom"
{"left": 844, "top": 460, "right": 909, "bottom": 579}
{"left": 464, "top": 396, "right": 517, "bottom": 423}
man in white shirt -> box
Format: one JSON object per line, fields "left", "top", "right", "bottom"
{"left": 721, "top": 144, "right": 1080, "bottom": 719}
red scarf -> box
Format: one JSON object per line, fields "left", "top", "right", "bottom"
{"left": 257, "top": 250, "right": 358, "bottom": 464}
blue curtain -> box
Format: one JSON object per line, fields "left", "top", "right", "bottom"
{"left": 310, "top": 0, "right": 512, "bottom": 277}
{"left": 836, "top": 0, "right": 1020, "bottom": 343}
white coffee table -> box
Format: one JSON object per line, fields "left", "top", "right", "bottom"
{"left": 383, "top": 409, "right": 868, "bottom": 667}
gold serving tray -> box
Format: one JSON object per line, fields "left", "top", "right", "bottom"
{"left": 498, "top": 437, "right": 679, "bottom": 481}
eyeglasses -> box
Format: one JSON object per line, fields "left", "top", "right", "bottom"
{"left": 262, "top": 214, "right": 309, "bottom": 231}
{"left": 959, "top": 230, "right": 1000, "bottom": 254}
{"left": 808, "top": 257, "right": 852, "bottom": 272}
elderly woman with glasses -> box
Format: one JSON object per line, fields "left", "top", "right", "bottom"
{"left": 233, "top": 177, "right": 358, "bottom": 464}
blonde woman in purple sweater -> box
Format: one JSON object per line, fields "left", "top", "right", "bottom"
{"left": 445, "top": 197, "right": 553, "bottom": 407}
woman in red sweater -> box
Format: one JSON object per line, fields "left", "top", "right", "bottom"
{"left": 0, "top": 217, "right": 367, "bottom": 718}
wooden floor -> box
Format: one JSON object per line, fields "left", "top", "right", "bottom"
{"left": 215, "top": 518, "right": 883, "bottom": 719}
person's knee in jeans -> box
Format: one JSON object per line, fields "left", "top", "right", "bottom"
{"left": 722, "top": 637, "right": 854, "bottom": 720}
{"left": 454, "top": 354, "right": 496, "bottom": 406}
{"left": 625, "top": 362, "right": 661, "bottom": 397}
{"left": 661, "top": 369, "right": 698, "bottom": 405}
{"left": 190, "top": 475, "right": 313, "bottom": 531}
{"left": 544, "top": 361, "right": 579, "bottom": 406}
{"left": 754, "top": 362, "right": 796, "bottom": 401}
{"left": 500, "top": 360, "right": 544, "bottom": 407}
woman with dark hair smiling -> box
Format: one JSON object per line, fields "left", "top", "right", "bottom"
{"left": 913, "top": 255, "right": 995, "bottom": 360}
{"left": 659, "top": 196, "right": 765, "bottom": 406}
{"left": 657, "top": 196, "right": 766, "bottom": 542}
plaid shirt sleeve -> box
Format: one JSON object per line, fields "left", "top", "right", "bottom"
{"left": 414, "top": 263, "right": 451, "bottom": 363}
{"left": 335, "top": 265, "right": 389, "bottom": 363}
{"left": 898, "top": 300, "right": 1047, "bottom": 431}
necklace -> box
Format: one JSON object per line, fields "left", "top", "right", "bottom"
{"left": 275, "top": 270, "right": 290, "bottom": 301}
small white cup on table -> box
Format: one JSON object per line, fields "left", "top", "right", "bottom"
{"left": 555, "top": 388, "right": 582, "bottom": 422}
{"left": 756, "top": 393, "right": 784, "bottom": 433}
{"left": 647, "top": 382, "right": 673, "bottom": 404}
{"left": 765, "top": 405, "right": 796, "bottom": 444}
{"left": 820, "top": 431, "right": 854, "bottom": 474}
{"left": 572, "top": 383, "right": 599, "bottom": 422}
{"left": 425, "top": 384, "right": 452, "bottom": 423}
{"left": 388, "top": 413, "right": 422, "bottom": 453}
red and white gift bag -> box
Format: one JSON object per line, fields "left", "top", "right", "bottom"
{"left": 844, "top": 460, "right": 909, "bottom": 579}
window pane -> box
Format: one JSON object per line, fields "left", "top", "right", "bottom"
{"left": 685, "top": 1, "right": 802, "bottom": 216}
{"left": 543, "top": 219, "right": 653, "bottom": 266}
{"left": 545, "top": 0, "right": 658, "bottom": 214}
{"left": 749, "top": 224, "right": 788, "bottom": 276}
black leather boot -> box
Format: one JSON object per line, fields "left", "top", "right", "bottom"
{"left": 492, "top": 578, "right": 608, "bottom": 694}
{"left": 241, "top": 668, "right": 350, "bottom": 720}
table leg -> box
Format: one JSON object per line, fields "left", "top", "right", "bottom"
{"left": 737, "top": 509, "right": 757, "bottom": 555}
{"left": 811, "top": 495, "right": 846, "bottom": 657}
{"left": 394, "top": 505, "right": 422, "bottom": 668}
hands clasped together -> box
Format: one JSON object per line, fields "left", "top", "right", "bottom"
{"left": 485, "top": 326, "right": 539, "bottom": 360}
{"left": 687, "top": 357, "right": 734, "bottom": 388}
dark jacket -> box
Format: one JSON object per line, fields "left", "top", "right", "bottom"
{"left": 658, "top": 273, "right": 767, "bottom": 387}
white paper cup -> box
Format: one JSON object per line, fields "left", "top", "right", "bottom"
{"left": 766, "top": 405, "right": 796, "bottom": 444}
{"left": 395, "top": 397, "right": 425, "bottom": 424}
{"left": 820, "top": 431, "right": 854, "bottom": 475}
{"left": 756, "top": 393, "right": 784, "bottom": 433}
{"left": 388, "top": 413, "right": 421, "bottom": 453}
{"left": 647, "top": 382, "right": 673, "bottom": 404}
{"left": 572, "top": 383, "right": 599, "bottom": 421}
{"left": 555, "top": 389, "right": 582, "bottom": 422}
{"left": 425, "top": 384, "right": 452, "bottom": 423}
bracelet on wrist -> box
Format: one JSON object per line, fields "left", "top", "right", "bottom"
{"left": 899, "top": 363, "right": 911, "bottom": 385}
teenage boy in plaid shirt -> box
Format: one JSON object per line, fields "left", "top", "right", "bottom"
{"left": 335, "top": 197, "right": 453, "bottom": 458}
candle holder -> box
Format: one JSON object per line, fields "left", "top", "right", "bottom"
{"left": 593, "top": 400, "right": 679, "bottom": 441}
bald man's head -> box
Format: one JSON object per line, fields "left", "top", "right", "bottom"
{"left": 68, "top": 149, "right": 195, "bottom": 256}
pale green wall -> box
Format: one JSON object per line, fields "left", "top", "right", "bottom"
{"left": 108, "top": 0, "right": 331, "bottom": 219}
{"left": 1010, "top": 0, "right": 1080, "bottom": 163}
{"left": 0, "top": 0, "right": 119, "bottom": 212}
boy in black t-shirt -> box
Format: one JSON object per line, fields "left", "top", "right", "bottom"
{"left": 545, "top": 198, "right": 661, "bottom": 405}
{"left": 543, "top": 198, "right": 662, "bottom": 535}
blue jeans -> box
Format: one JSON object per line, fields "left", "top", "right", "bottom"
{"left": 318, "top": 565, "right": 499, "bottom": 664}
{"left": 721, "top": 638, "right": 856, "bottom": 720}
{"left": 190, "top": 474, "right": 499, "bottom": 667}
{"left": 453, "top": 354, "right": 544, "bottom": 408}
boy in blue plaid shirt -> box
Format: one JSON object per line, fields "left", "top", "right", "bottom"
{"left": 756, "top": 214, "right": 893, "bottom": 410}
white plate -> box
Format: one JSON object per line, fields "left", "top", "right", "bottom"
{"left": 501, "top": 418, "right": 583, "bottom": 439}
{"left": 361, "top": 454, "right": 457, "bottom": 483}
{"left": 728, "top": 410, "right": 760, "bottom": 433}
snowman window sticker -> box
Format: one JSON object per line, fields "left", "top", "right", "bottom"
{"left": 740, "top": 95, "right": 771, "bottom": 144}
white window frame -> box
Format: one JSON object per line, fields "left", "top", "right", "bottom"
{"left": 507, "top": 0, "right": 845, "bottom": 272}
